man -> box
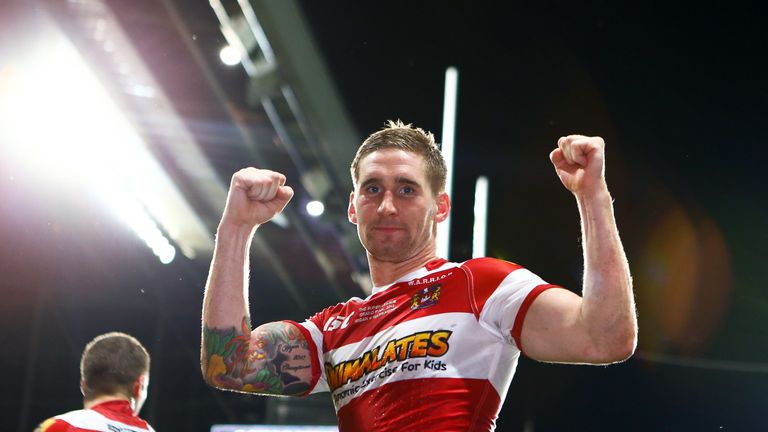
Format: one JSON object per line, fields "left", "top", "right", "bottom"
{"left": 201, "top": 121, "right": 637, "bottom": 431}
{"left": 36, "top": 332, "right": 154, "bottom": 432}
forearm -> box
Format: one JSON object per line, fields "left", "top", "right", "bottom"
{"left": 201, "top": 168, "right": 302, "bottom": 391}
{"left": 576, "top": 186, "right": 637, "bottom": 358}
{"left": 203, "top": 224, "right": 256, "bottom": 326}
{"left": 201, "top": 224, "right": 257, "bottom": 380}
{"left": 200, "top": 224, "right": 314, "bottom": 395}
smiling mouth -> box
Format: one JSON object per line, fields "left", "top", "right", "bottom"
{"left": 373, "top": 226, "right": 404, "bottom": 232}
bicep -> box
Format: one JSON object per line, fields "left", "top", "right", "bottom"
{"left": 203, "top": 320, "right": 315, "bottom": 396}
{"left": 519, "top": 288, "right": 604, "bottom": 364}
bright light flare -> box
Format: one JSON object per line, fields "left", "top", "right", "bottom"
{"left": 219, "top": 45, "right": 241, "bottom": 66}
{"left": 0, "top": 41, "right": 117, "bottom": 185}
{"left": 110, "top": 197, "right": 176, "bottom": 264}
{"left": 306, "top": 200, "right": 325, "bottom": 217}
{"left": 0, "top": 35, "right": 176, "bottom": 264}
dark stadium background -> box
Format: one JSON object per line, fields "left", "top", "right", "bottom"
{"left": 1, "top": 1, "right": 765, "bottom": 431}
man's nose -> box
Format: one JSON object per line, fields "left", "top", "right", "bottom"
{"left": 377, "top": 191, "right": 397, "bottom": 215}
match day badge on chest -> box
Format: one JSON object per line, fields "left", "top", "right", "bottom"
{"left": 410, "top": 284, "right": 441, "bottom": 310}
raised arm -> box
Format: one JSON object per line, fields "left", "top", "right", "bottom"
{"left": 520, "top": 135, "right": 637, "bottom": 364}
{"left": 201, "top": 168, "right": 313, "bottom": 396}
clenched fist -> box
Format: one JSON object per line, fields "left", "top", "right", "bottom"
{"left": 549, "top": 135, "right": 607, "bottom": 197}
{"left": 220, "top": 168, "right": 294, "bottom": 230}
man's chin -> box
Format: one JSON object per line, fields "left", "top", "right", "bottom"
{"left": 364, "top": 244, "right": 410, "bottom": 263}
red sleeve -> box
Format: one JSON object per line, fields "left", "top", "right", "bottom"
{"left": 306, "top": 301, "right": 347, "bottom": 335}
{"left": 462, "top": 257, "right": 524, "bottom": 319}
{"left": 283, "top": 320, "right": 321, "bottom": 396}
{"left": 38, "top": 418, "right": 70, "bottom": 432}
{"left": 464, "top": 257, "right": 562, "bottom": 356}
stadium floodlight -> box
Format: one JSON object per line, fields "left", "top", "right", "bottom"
{"left": 472, "top": 176, "right": 489, "bottom": 258}
{"left": 0, "top": 33, "right": 177, "bottom": 264}
{"left": 306, "top": 200, "right": 325, "bottom": 217}
{"left": 436, "top": 66, "right": 458, "bottom": 260}
{"left": 219, "top": 45, "right": 241, "bottom": 66}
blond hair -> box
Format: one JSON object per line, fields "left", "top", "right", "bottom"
{"left": 350, "top": 120, "right": 447, "bottom": 194}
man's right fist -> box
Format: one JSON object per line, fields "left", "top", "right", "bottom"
{"left": 221, "top": 168, "right": 294, "bottom": 229}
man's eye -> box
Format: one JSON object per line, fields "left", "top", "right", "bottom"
{"left": 365, "top": 185, "right": 380, "bottom": 194}
{"left": 400, "top": 186, "right": 415, "bottom": 195}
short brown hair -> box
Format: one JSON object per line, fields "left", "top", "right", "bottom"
{"left": 350, "top": 120, "right": 447, "bottom": 194}
{"left": 80, "top": 332, "right": 150, "bottom": 401}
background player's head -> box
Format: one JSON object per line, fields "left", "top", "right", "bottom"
{"left": 350, "top": 120, "right": 447, "bottom": 196}
{"left": 80, "top": 332, "right": 151, "bottom": 414}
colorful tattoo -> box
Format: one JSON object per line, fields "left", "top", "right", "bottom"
{"left": 203, "top": 317, "right": 312, "bottom": 396}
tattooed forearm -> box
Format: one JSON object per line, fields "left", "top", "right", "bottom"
{"left": 202, "top": 316, "right": 251, "bottom": 388}
{"left": 203, "top": 318, "right": 313, "bottom": 396}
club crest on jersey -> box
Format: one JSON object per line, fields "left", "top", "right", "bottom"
{"left": 411, "top": 284, "right": 441, "bottom": 310}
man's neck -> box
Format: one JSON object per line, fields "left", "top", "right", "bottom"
{"left": 367, "top": 248, "right": 441, "bottom": 287}
{"left": 84, "top": 394, "right": 131, "bottom": 410}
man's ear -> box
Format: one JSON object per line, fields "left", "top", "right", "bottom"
{"left": 348, "top": 191, "right": 358, "bottom": 224}
{"left": 80, "top": 379, "right": 86, "bottom": 397}
{"left": 132, "top": 375, "right": 144, "bottom": 398}
{"left": 435, "top": 192, "right": 450, "bottom": 223}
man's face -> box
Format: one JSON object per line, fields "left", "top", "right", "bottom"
{"left": 349, "top": 149, "right": 448, "bottom": 262}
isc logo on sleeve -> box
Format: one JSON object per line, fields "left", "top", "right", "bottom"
{"left": 323, "top": 312, "right": 355, "bottom": 331}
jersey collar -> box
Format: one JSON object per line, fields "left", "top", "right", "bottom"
{"left": 371, "top": 258, "right": 454, "bottom": 295}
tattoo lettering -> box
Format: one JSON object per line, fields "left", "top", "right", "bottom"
{"left": 203, "top": 317, "right": 312, "bottom": 396}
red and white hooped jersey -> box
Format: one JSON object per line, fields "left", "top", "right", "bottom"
{"left": 291, "top": 257, "right": 560, "bottom": 432}
{"left": 37, "top": 400, "right": 154, "bottom": 432}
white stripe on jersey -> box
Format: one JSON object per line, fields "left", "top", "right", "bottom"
{"left": 56, "top": 409, "right": 152, "bottom": 432}
{"left": 302, "top": 319, "right": 330, "bottom": 393}
{"left": 479, "top": 267, "right": 547, "bottom": 346}
{"left": 312, "top": 312, "right": 520, "bottom": 410}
